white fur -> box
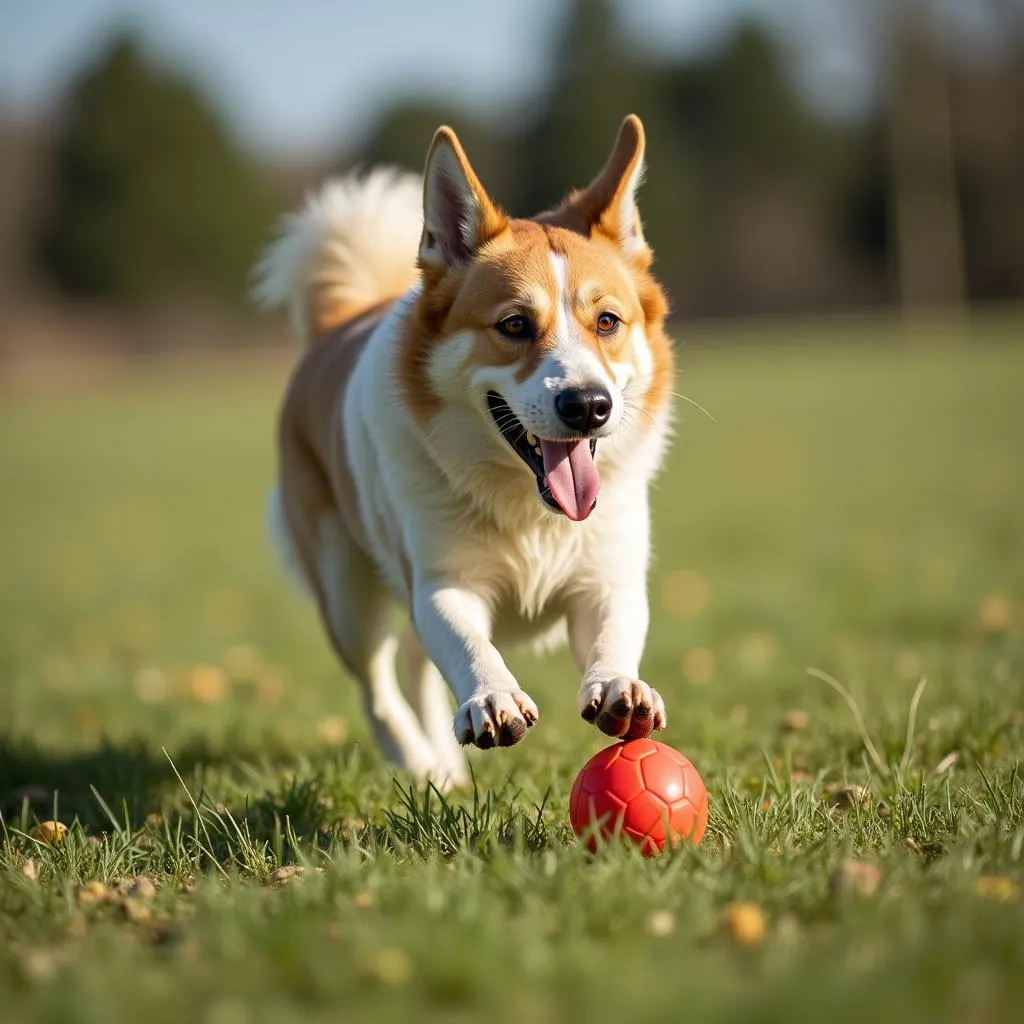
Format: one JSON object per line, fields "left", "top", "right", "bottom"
{"left": 614, "top": 156, "right": 648, "bottom": 261}
{"left": 266, "top": 485, "right": 310, "bottom": 593}
{"left": 251, "top": 168, "right": 423, "bottom": 345}
{"left": 316, "top": 509, "right": 455, "bottom": 783}
{"left": 545, "top": 253, "right": 619, "bottom": 396}
{"left": 339, "top": 286, "right": 671, "bottom": 747}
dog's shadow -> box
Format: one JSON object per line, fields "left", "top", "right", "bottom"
{"left": 0, "top": 733, "right": 272, "bottom": 831}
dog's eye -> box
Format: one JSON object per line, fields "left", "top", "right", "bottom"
{"left": 596, "top": 312, "right": 620, "bottom": 336}
{"left": 496, "top": 314, "right": 534, "bottom": 341}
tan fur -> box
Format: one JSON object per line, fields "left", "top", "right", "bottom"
{"left": 277, "top": 303, "right": 395, "bottom": 594}
{"left": 401, "top": 219, "right": 671, "bottom": 422}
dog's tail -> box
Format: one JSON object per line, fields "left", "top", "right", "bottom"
{"left": 251, "top": 168, "right": 423, "bottom": 346}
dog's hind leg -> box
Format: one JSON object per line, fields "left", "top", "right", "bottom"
{"left": 400, "top": 623, "right": 469, "bottom": 788}
{"left": 314, "top": 512, "right": 443, "bottom": 782}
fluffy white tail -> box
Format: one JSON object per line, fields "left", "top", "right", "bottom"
{"left": 251, "top": 168, "right": 423, "bottom": 346}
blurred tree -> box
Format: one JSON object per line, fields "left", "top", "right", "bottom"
{"left": 509, "top": 0, "right": 862, "bottom": 315}
{"left": 345, "top": 0, "right": 1023, "bottom": 318}
{"left": 663, "top": 24, "right": 861, "bottom": 313}
{"left": 840, "top": 1, "right": 1024, "bottom": 309}
{"left": 37, "top": 31, "right": 276, "bottom": 308}
{"left": 509, "top": 0, "right": 698, "bottom": 307}
{"left": 885, "top": 2, "right": 966, "bottom": 315}
{"left": 351, "top": 101, "right": 516, "bottom": 205}
{"left": 513, "top": 0, "right": 667, "bottom": 214}
{"left": 952, "top": 36, "right": 1024, "bottom": 301}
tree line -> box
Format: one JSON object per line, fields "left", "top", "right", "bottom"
{"left": 34, "top": 0, "right": 1024, "bottom": 327}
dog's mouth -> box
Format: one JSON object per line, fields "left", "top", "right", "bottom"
{"left": 486, "top": 391, "right": 600, "bottom": 521}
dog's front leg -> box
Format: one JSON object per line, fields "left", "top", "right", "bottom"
{"left": 413, "top": 581, "right": 538, "bottom": 748}
{"left": 569, "top": 587, "right": 667, "bottom": 740}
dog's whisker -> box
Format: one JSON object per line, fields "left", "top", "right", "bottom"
{"left": 622, "top": 401, "right": 656, "bottom": 428}
{"left": 665, "top": 390, "right": 716, "bottom": 422}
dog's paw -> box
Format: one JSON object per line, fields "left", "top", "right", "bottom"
{"left": 454, "top": 690, "right": 539, "bottom": 749}
{"left": 578, "top": 677, "right": 667, "bottom": 739}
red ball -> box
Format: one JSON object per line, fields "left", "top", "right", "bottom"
{"left": 569, "top": 739, "right": 708, "bottom": 856}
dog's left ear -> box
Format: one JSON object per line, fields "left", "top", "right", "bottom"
{"left": 419, "top": 127, "right": 508, "bottom": 274}
{"left": 540, "top": 115, "right": 649, "bottom": 265}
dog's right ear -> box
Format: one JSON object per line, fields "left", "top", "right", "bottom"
{"left": 419, "top": 128, "right": 507, "bottom": 274}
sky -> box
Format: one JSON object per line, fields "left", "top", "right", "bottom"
{"left": 0, "top": 0, "right": 855, "bottom": 156}
{"left": 0, "top": 0, "right": 1016, "bottom": 158}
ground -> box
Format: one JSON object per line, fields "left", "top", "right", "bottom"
{"left": 1, "top": 316, "right": 1022, "bottom": 1023}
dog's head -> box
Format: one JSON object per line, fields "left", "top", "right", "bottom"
{"left": 402, "top": 115, "right": 673, "bottom": 523}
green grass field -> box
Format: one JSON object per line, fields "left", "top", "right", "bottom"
{"left": 1, "top": 318, "right": 1023, "bottom": 1023}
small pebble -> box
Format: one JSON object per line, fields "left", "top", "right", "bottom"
{"left": 829, "top": 784, "right": 870, "bottom": 810}
{"left": 20, "top": 858, "right": 40, "bottom": 881}
{"left": 269, "top": 865, "right": 305, "bottom": 884}
{"left": 122, "top": 898, "right": 154, "bottom": 924}
{"left": 829, "top": 859, "right": 882, "bottom": 898}
{"left": 128, "top": 876, "right": 157, "bottom": 900}
{"left": 780, "top": 710, "right": 810, "bottom": 733}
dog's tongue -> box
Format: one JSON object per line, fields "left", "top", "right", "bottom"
{"left": 540, "top": 439, "right": 600, "bottom": 521}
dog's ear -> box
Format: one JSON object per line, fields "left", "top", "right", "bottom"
{"left": 419, "top": 127, "right": 507, "bottom": 273}
{"left": 540, "top": 115, "right": 649, "bottom": 265}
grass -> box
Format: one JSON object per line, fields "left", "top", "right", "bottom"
{"left": 1, "top": 316, "right": 1022, "bottom": 1023}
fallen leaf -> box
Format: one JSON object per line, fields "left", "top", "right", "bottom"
{"left": 682, "top": 647, "right": 717, "bottom": 685}
{"left": 76, "top": 881, "right": 109, "bottom": 905}
{"left": 974, "top": 876, "right": 1020, "bottom": 903}
{"left": 33, "top": 821, "right": 67, "bottom": 845}
{"left": 721, "top": 902, "right": 766, "bottom": 946}
{"left": 365, "top": 946, "right": 411, "bottom": 986}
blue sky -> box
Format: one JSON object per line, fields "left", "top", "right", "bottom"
{"left": 0, "top": 0, "right": 844, "bottom": 155}
{"left": 1, "top": 0, "right": 1010, "bottom": 157}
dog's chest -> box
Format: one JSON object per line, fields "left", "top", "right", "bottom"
{"left": 462, "top": 518, "right": 585, "bottom": 623}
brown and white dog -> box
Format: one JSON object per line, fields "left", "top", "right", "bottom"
{"left": 254, "top": 114, "right": 675, "bottom": 787}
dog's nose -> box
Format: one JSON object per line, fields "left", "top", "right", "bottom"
{"left": 554, "top": 387, "right": 613, "bottom": 432}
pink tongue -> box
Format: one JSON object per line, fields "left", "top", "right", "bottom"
{"left": 540, "top": 439, "right": 601, "bottom": 522}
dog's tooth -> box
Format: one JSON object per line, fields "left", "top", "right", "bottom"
{"left": 526, "top": 432, "right": 537, "bottom": 446}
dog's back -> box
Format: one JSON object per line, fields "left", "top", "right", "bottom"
{"left": 255, "top": 169, "right": 423, "bottom": 595}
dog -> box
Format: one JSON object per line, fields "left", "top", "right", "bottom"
{"left": 253, "top": 114, "right": 674, "bottom": 787}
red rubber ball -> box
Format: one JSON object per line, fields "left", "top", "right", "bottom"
{"left": 569, "top": 739, "right": 708, "bottom": 856}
